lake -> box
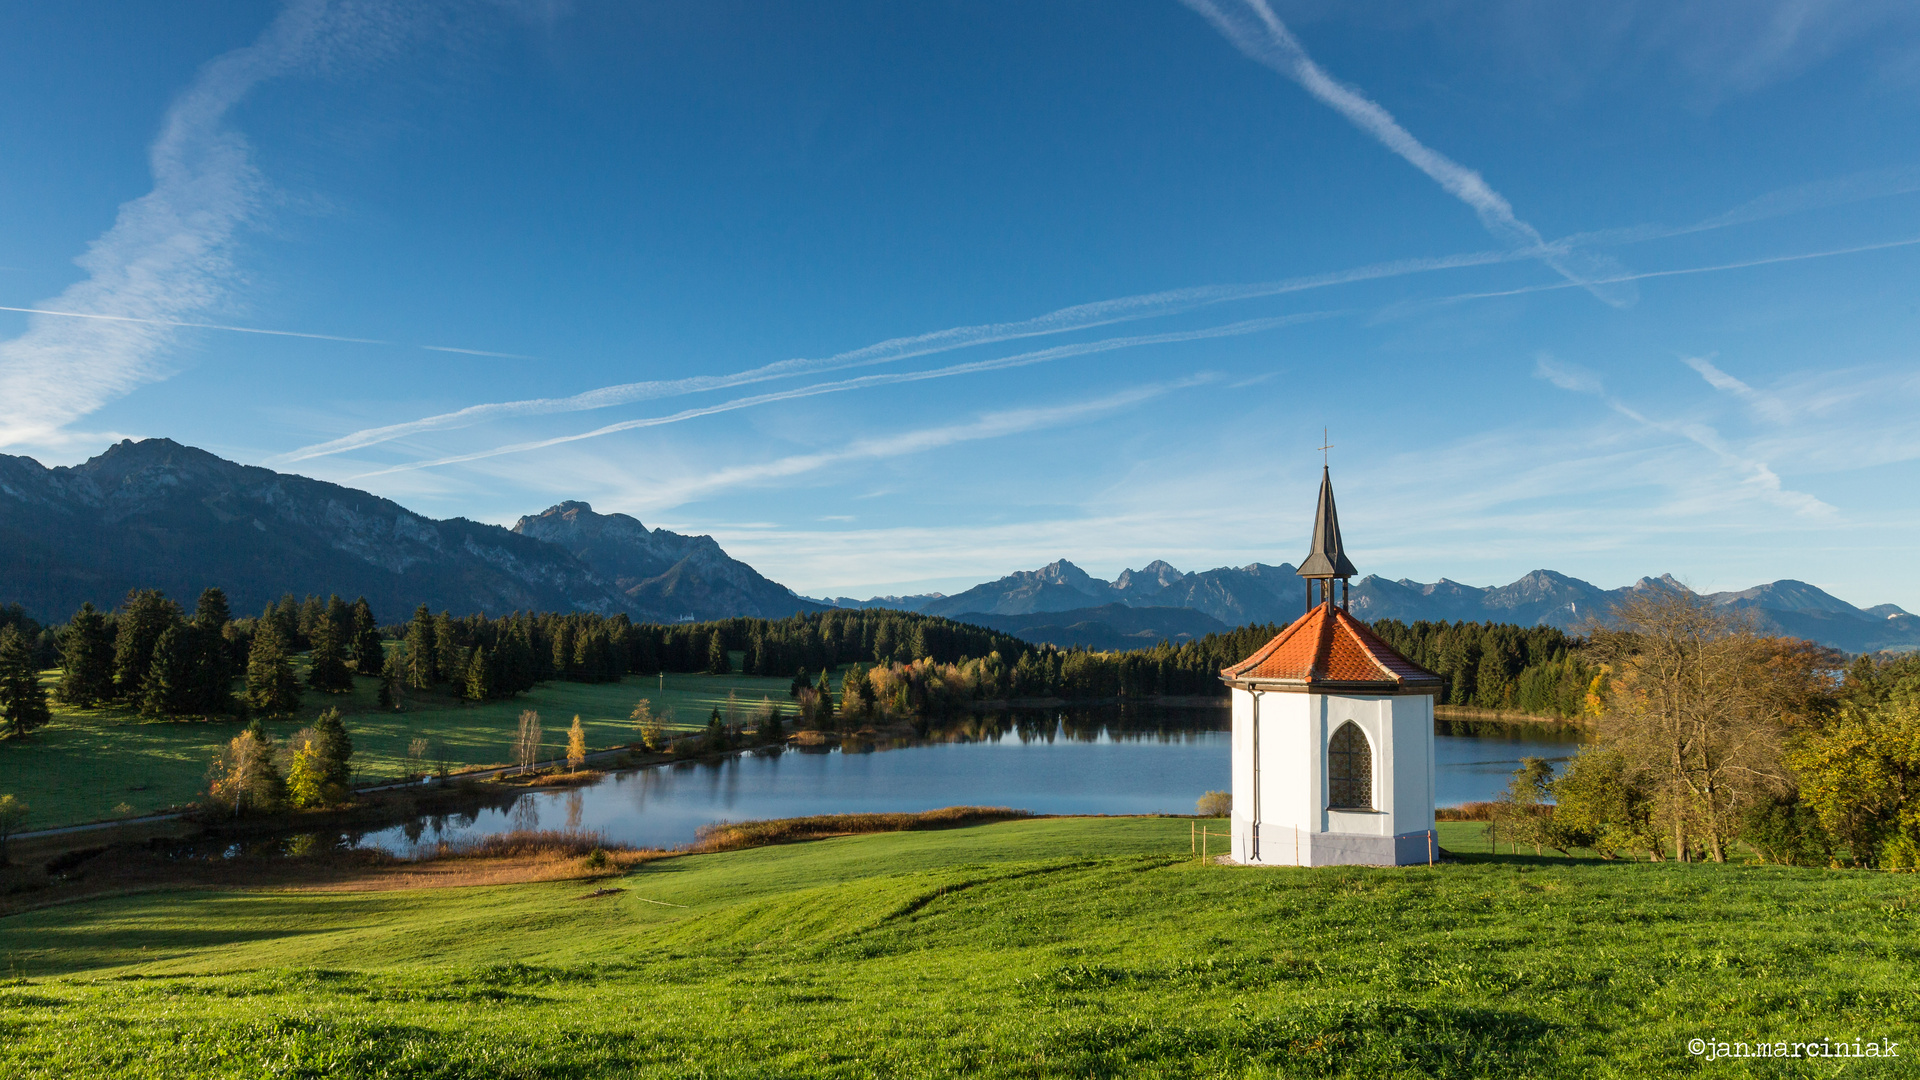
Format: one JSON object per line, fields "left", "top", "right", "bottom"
{"left": 354, "top": 708, "right": 1584, "bottom": 855}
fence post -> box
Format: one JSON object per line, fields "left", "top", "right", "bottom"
{"left": 1428, "top": 829, "right": 1434, "bottom": 867}
{"left": 1191, "top": 819, "right": 1195, "bottom": 854}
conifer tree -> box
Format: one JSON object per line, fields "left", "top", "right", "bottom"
{"left": 348, "top": 598, "right": 383, "bottom": 675}
{"left": 113, "top": 590, "right": 181, "bottom": 698}
{"left": 552, "top": 620, "right": 576, "bottom": 680}
{"left": 245, "top": 624, "right": 302, "bottom": 716}
{"left": 405, "top": 605, "right": 438, "bottom": 689}
{"left": 433, "top": 612, "right": 463, "bottom": 688}
{"left": 57, "top": 602, "right": 116, "bottom": 707}
{"left": 310, "top": 706, "right": 354, "bottom": 793}
{"left": 815, "top": 668, "right": 835, "bottom": 719}
{"left": 192, "top": 587, "right": 232, "bottom": 632}
{"left": 138, "top": 625, "right": 196, "bottom": 718}
{"left": 707, "top": 631, "right": 731, "bottom": 674}
{"left": 464, "top": 645, "right": 494, "bottom": 702}
{"left": 306, "top": 617, "right": 352, "bottom": 693}
{"left": 0, "top": 627, "right": 52, "bottom": 737}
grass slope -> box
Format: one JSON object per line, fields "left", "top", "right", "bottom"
{"left": 4, "top": 818, "right": 1918, "bottom": 1078}
{"left": 8, "top": 667, "right": 796, "bottom": 829}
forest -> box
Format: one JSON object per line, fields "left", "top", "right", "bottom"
{"left": 1, "top": 584, "right": 1615, "bottom": 732}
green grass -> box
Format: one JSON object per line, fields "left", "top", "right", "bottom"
{"left": 3, "top": 817, "right": 1918, "bottom": 1078}
{"left": 6, "top": 667, "right": 798, "bottom": 829}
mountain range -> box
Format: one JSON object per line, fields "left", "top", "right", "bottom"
{"left": 3, "top": 439, "right": 1913, "bottom": 655}
{"left": 826, "top": 560, "right": 1920, "bottom": 655}
{"left": 0, "top": 439, "right": 824, "bottom": 624}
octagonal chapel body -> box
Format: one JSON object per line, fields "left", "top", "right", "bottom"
{"left": 1219, "top": 468, "right": 1444, "bottom": 866}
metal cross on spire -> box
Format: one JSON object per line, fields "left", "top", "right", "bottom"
{"left": 1318, "top": 428, "right": 1332, "bottom": 467}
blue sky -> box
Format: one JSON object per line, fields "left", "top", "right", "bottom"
{"left": 3, "top": 1, "right": 1919, "bottom": 608}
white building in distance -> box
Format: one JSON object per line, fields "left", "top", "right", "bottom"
{"left": 1220, "top": 467, "right": 1444, "bottom": 867}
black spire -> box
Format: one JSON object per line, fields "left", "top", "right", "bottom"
{"left": 1296, "top": 466, "right": 1357, "bottom": 584}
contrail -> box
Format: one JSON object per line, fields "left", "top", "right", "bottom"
{"left": 278, "top": 248, "right": 1516, "bottom": 464}
{"left": 635, "top": 377, "right": 1215, "bottom": 506}
{"left": 1414, "top": 235, "right": 1920, "bottom": 307}
{"left": 0, "top": 305, "right": 389, "bottom": 345}
{"left": 1176, "top": 0, "right": 1637, "bottom": 307}
{"left": 348, "top": 312, "right": 1334, "bottom": 478}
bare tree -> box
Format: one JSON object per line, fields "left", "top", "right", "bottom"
{"left": 1589, "top": 589, "right": 1817, "bottom": 862}
{"left": 514, "top": 710, "right": 543, "bottom": 775}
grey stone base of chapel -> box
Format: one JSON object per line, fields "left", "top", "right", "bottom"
{"left": 1234, "top": 829, "right": 1437, "bottom": 867}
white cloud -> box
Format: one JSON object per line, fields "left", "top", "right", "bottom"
{"left": 0, "top": 0, "right": 427, "bottom": 449}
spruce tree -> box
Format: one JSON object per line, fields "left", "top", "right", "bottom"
{"left": 815, "top": 668, "right": 835, "bottom": 718}
{"left": 310, "top": 706, "right": 354, "bottom": 794}
{"left": 464, "top": 645, "right": 494, "bottom": 701}
{"left": 706, "top": 631, "right": 731, "bottom": 675}
{"left": 138, "top": 625, "right": 196, "bottom": 718}
{"left": 113, "top": 590, "right": 181, "bottom": 699}
{"left": 349, "top": 598, "right": 383, "bottom": 675}
{"left": 57, "top": 602, "right": 116, "bottom": 707}
{"left": 192, "top": 587, "right": 232, "bottom": 632}
{"left": 433, "top": 613, "right": 462, "bottom": 688}
{"left": 404, "top": 605, "right": 438, "bottom": 689}
{"left": 0, "top": 627, "right": 52, "bottom": 737}
{"left": 307, "top": 617, "right": 352, "bottom": 692}
{"left": 245, "top": 625, "right": 302, "bottom": 716}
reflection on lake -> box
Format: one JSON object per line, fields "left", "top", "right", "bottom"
{"left": 351, "top": 707, "right": 1587, "bottom": 856}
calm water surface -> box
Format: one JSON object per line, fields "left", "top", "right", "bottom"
{"left": 355, "top": 709, "right": 1583, "bottom": 855}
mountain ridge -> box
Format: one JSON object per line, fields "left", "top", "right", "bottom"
{"left": 0, "top": 439, "right": 821, "bottom": 624}
{"left": 833, "top": 560, "right": 1920, "bottom": 654}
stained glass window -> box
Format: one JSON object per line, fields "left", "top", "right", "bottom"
{"left": 1328, "top": 721, "right": 1373, "bottom": 810}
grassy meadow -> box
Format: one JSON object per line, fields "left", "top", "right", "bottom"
{"left": 8, "top": 661, "right": 795, "bottom": 830}
{"left": 4, "top": 816, "right": 1919, "bottom": 1078}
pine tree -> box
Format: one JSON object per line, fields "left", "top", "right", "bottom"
{"left": 433, "top": 612, "right": 463, "bottom": 689}
{"left": 310, "top": 706, "right": 354, "bottom": 793}
{"left": 405, "top": 605, "right": 438, "bottom": 689}
{"left": 192, "top": 587, "right": 232, "bottom": 632}
{"left": 815, "top": 668, "right": 835, "bottom": 720}
{"left": 306, "top": 617, "right": 352, "bottom": 692}
{"left": 113, "top": 590, "right": 181, "bottom": 699}
{"left": 349, "top": 598, "right": 383, "bottom": 675}
{"left": 138, "top": 625, "right": 196, "bottom": 718}
{"left": 707, "top": 631, "right": 731, "bottom": 674}
{"left": 189, "top": 624, "right": 236, "bottom": 715}
{"left": 464, "top": 645, "right": 494, "bottom": 701}
{"left": 245, "top": 624, "right": 302, "bottom": 716}
{"left": 57, "top": 602, "right": 116, "bottom": 707}
{"left": 0, "top": 627, "right": 52, "bottom": 737}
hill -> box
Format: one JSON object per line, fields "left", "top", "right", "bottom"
{"left": 1, "top": 817, "right": 1914, "bottom": 1077}
{"left": 0, "top": 439, "right": 821, "bottom": 623}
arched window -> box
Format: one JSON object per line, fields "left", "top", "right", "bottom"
{"left": 1328, "top": 722, "right": 1373, "bottom": 810}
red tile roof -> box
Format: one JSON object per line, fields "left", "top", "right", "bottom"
{"left": 1221, "top": 602, "right": 1442, "bottom": 691}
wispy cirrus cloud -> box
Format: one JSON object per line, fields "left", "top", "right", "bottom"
{"left": 0, "top": 0, "right": 431, "bottom": 449}
{"left": 347, "top": 312, "right": 1335, "bottom": 478}
{"left": 1176, "top": 0, "right": 1637, "bottom": 307}
{"left": 628, "top": 377, "right": 1214, "bottom": 507}
{"left": 1532, "top": 353, "right": 1834, "bottom": 517}
{"left": 276, "top": 250, "right": 1513, "bottom": 464}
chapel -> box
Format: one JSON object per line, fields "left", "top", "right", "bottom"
{"left": 1219, "top": 466, "right": 1444, "bottom": 866}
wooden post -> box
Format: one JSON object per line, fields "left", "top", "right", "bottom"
{"left": 1428, "top": 829, "right": 1434, "bottom": 867}
{"left": 1191, "top": 819, "right": 1195, "bottom": 854}
{"left": 1293, "top": 824, "right": 1299, "bottom": 867}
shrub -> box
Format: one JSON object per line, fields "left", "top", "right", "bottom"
{"left": 1195, "top": 791, "right": 1231, "bottom": 817}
